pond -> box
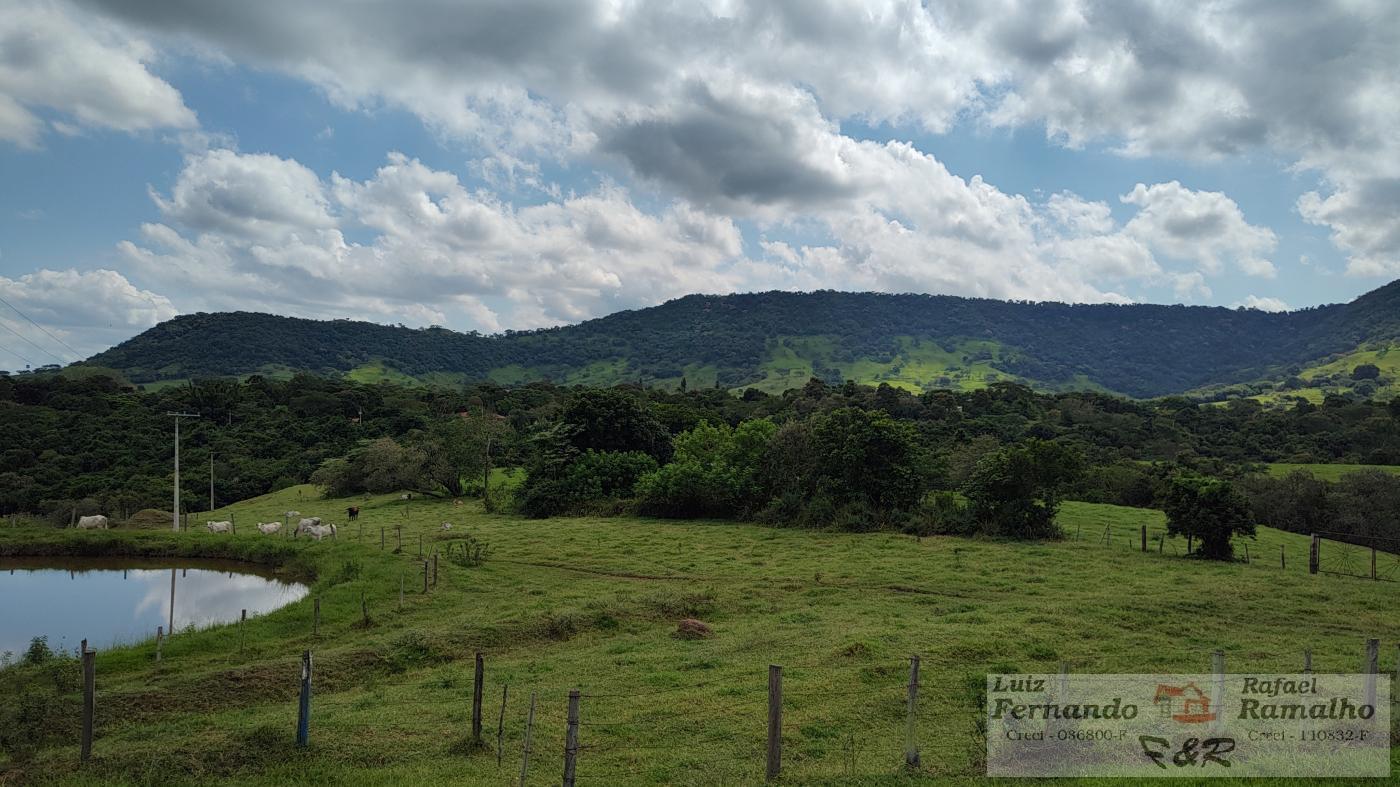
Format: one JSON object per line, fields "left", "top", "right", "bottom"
{"left": 0, "top": 556, "right": 309, "bottom": 658}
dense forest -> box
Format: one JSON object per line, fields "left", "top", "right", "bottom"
{"left": 6, "top": 371, "right": 1400, "bottom": 546}
{"left": 77, "top": 280, "right": 1400, "bottom": 397}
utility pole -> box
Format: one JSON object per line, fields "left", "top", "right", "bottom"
{"left": 168, "top": 412, "right": 199, "bottom": 531}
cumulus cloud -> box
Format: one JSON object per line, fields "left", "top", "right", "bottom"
{"left": 0, "top": 0, "right": 196, "bottom": 147}
{"left": 1231, "top": 295, "right": 1290, "bottom": 313}
{"left": 1120, "top": 181, "right": 1277, "bottom": 278}
{"left": 0, "top": 268, "right": 176, "bottom": 363}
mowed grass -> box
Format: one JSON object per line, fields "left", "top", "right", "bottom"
{"left": 4, "top": 490, "right": 1400, "bottom": 785}
{"left": 1266, "top": 462, "right": 1400, "bottom": 482}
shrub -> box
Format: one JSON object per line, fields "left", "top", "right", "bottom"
{"left": 1163, "top": 474, "right": 1255, "bottom": 560}
{"left": 963, "top": 440, "right": 1083, "bottom": 539}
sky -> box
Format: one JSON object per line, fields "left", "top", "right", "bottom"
{"left": 1, "top": 0, "right": 1398, "bottom": 369}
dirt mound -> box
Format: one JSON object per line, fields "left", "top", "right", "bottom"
{"left": 125, "top": 509, "right": 174, "bottom": 528}
{"left": 673, "top": 618, "right": 713, "bottom": 640}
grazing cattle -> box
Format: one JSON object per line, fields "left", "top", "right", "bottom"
{"left": 303, "top": 523, "right": 337, "bottom": 541}
{"left": 440, "top": 522, "right": 453, "bottom": 531}
{"left": 285, "top": 510, "right": 301, "bottom": 519}
{"left": 256, "top": 522, "right": 282, "bottom": 535}
{"left": 453, "top": 499, "right": 463, "bottom": 507}
{"left": 400, "top": 493, "right": 412, "bottom": 500}
{"left": 346, "top": 506, "right": 359, "bottom": 520}
{"left": 76, "top": 515, "right": 109, "bottom": 530}
{"left": 206, "top": 520, "right": 233, "bottom": 534}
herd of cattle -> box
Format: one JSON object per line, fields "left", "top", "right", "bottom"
{"left": 73, "top": 512, "right": 338, "bottom": 540}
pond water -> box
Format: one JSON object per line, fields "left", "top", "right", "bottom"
{"left": 0, "top": 557, "right": 309, "bottom": 658}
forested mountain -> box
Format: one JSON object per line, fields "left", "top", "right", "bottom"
{"left": 78, "top": 282, "right": 1400, "bottom": 398}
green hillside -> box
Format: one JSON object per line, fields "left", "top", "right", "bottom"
{"left": 4, "top": 488, "right": 1397, "bottom": 784}
{"left": 76, "top": 281, "right": 1400, "bottom": 398}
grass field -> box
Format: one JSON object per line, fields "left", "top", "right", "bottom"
{"left": 3, "top": 491, "right": 1398, "bottom": 784}
{"left": 1266, "top": 463, "right": 1400, "bottom": 481}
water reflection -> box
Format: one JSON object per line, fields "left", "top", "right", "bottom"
{"left": 0, "top": 557, "right": 309, "bottom": 657}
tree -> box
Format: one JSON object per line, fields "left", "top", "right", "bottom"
{"left": 637, "top": 419, "right": 776, "bottom": 517}
{"left": 1352, "top": 364, "right": 1381, "bottom": 380}
{"left": 1162, "top": 475, "right": 1255, "bottom": 560}
{"left": 962, "top": 440, "right": 1083, "bottom": 539}
{"left": 558, "top": 389, "right": 671, "bottom": 461}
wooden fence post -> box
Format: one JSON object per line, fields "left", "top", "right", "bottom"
{"left": 297, "top": 650, "right": 312, "bottom": 747}
{"left": 433, "top": 552, "right": 439, "bottom": 587}
{"left": 1365, "top": 638, "right": 1379, "bottom": 709}
{"left": 396, "top": 525, "right": 402, "bottom": 553}
{"left": 1210, "top": 650, "right": 1225, "bottom": 733}
{"left": 904, "top": 654, "right": 920, "bottom": 769}
{"left": 472, "top": 652, "right": 485, "bottom": 743}
{"left": 1371, "top": 543, "right": 1377, "bottom": 580}
{"left": 767, "top": 664, "right": 783, "bottom": 782}
{"left": 1140, "top": 525, "right": 1147, "bottom": 553}
{"left": 80, "top": 645, "right": 95, "bottom": 763}
{"left": 1310, "top": 534, "right": 1319, "bottom": 574}
{"left": 1303, "top": 649, "right": 1312, "bottom": 673}
{"left": 313, "top": 597, "right": 321, "bottom": 636}
{"left": 497, "top": 686, "right": 509, "bottom": 768}
{"left": 562, "top": 690, "right": 580, "bottom": 787}
{"left": 519, "top": 692, "right": 536, "bottom": 787}
{"left": 423, "top": 561, "right": 430, "bottom": 594}
{"left": 1281, "top": 545, "right": 1286, "bottom": 570}
{"left": 240, "top": 609, "right": 247, "bottom": 653}
{"left": 155, "top": 626, "right": 163, "bottom": 662}
{"left": 1187, "top": 534, "right": 1194, "bottom": 555}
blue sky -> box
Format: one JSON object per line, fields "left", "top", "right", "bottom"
{"left": 1, "top": 1, "right": 1397, "bottom": 368}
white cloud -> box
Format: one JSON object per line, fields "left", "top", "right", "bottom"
{"left": 0, "top": 0, "right": 196, "bottom": 148}
{"left": 1232, "top": 295, "right": 1290, "bottom": 312}
{"left": 0, "top": 268, "right": 176, "bottom": 362}
{"left": 1121, "top": 181, "right": 1277, "bottom": 278}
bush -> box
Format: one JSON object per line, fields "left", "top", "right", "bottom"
{"left": 1163, "top": 474, "right": 1255, "bottom": 560}
{"left": 636, "top": 420, "right": 776, "bottom": 517}
{"left": 517, "top": 450, "right": 658, "bottom": 518}
{"left": 963, "top": 440, "right": 1083, "bottom": 539}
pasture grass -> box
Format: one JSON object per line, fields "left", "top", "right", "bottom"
{"left": 3, "top": 489, "right": 1399, "bottom": 784}
{"left": 1265, "top": 462, "right": 1400, "bottom": 482}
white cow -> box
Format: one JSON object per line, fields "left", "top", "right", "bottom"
{"left": 303, "top": 523, "right": 337, "bottom": 541}
{"left": 285, "top": 510, "right": 301, "bottom": 519}
{"left": 293, "top": 517, "right": 322, "bottom": 537}
{"left": 206, "top": 520, "right": 233, "bottom": 534}
{"left": 76, "top": 515, "right": 109, "bottom": 530}
{"left": 440, "top": 522, "right": 453, "bottom": 531}
{"left": 256, "top": 522, "right": 282, "bottom": 535}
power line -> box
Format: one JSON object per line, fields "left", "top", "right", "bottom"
{"left": 0, "top": 342, "right": 36, "bottom": 367}
{"left": 0, "top": 319, "right": 65, "bottom": 365}
{"left": 0, "top": 293, "right": 81, "bottom": 360}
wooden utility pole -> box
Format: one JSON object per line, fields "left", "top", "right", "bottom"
{"left": 167, "top": 412, "right": 199, "bottom": 531}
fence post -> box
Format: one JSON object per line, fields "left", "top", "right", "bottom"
{"left": 497, "top": 685, "right": 509, "bottom": 769}
{"left": 433, "top": 552, "right": 439, "bottom": 587}
{"left": 519, "top": 692, "right": 537, "bottom": 787}
{"left": 472, "top": 652, "right": 485, "bottom": 743}
{"left": 396, "top": 525, "right": 402, "bottom": 553}
{"left": 313, "top": 597, "right": 321, "bottom": 637}
{"left": 423, "top": 561, "right": 430, "bottom": 594}
{"left": 1281, "top": 545, "right": 1286, "bottom": 570}
{"left": 297, "top": 650, "right": 312, "bottom": 747}
{"left": 155, "top": 626, "right": 163, "bottom": 662}
{"left": 1371, "top": 543, "right": 1377, "bottom": 580}
{"left": 904, "top": 654, "right": 920, "bottom": 769}
{"left": 1140, "top": 525, "right": 1147, "bottom": 553}
{"left": 1210, "top": 650, "right": 1225, "bottom": 733}
{"left": 1310, "top": 534, "right": 1319, "bottom": 574}
{"left": 240, "top": 609, "right": 247, "bottom": 653}
{"left": 80, "top": 645, "right": 95, "bottom": 763}
{"left": 1303, "top": 649, "right": 1312, "bottom": 673}
{"left": 562, "top": 690, "right": 580, "bottom": 787}
{"left": 1365, "top": 638, "right": 1379, "bottom": 709}
{"left": 767, "top": 664, "right": 782, "bottom": 782}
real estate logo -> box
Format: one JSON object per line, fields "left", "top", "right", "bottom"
{"left": 987, "top": 673, "right": 1389, "bottom": 777}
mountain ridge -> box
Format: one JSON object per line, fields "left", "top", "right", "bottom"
{"left": 80, "top": 284, "right": 1400, "bottom": 398}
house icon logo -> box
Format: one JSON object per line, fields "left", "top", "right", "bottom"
{"left": 1153, "top": 682, "right": 1217, "bottom": 724}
